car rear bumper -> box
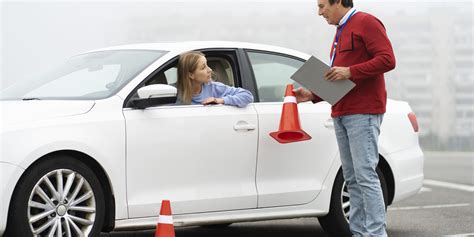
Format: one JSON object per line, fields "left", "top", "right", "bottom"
{"left": 388, "top": 146, "right": 424, "bottom": 203}
{"left": 0, "top": 162, "right": 24, "bottom": 235}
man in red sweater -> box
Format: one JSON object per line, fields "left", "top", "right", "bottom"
{"left": 295, "top": 0, "right": 395, "bottom": 236}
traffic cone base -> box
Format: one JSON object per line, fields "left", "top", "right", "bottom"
{"left": 270, "top": 130, "right": 311, "bottom": 144}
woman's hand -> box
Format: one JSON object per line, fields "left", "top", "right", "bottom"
{"left": 202, "top": 97, "right": 224, "bottom": 105}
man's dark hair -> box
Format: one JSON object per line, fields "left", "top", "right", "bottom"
{"left": 329, "top": 0, "right": 353, "bottom": 8}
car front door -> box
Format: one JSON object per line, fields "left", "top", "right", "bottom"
{"left": 123, "top": 51, "right": 258, "bottom": 218}
{"left": 243, "top": 50, "right": 339, "bottom": 208}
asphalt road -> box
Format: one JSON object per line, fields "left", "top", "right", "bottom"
{"left": 103, "top": 152, "right": 474, "bottom": 237}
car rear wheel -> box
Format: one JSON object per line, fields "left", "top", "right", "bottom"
{"left": 5, "top": 155, "right": 105, "bottom": 237}
{"left": 318, "top": 168, "right": 388, "bottom": 237}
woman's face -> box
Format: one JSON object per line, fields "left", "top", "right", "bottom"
{"left": 190, "top": 56, "right": 212, "bottom": 84}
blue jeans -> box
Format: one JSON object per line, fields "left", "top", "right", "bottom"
{"left": 333, "top": 114, "right": 387, "bottom": 237}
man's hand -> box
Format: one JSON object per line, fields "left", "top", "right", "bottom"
{"left": 293, "top": 87, "right": 315, "bottom": 103}
{"left": 202, "top": 97, "right": 224, "bottom": 105}
{"left": 325, "top": 66, "right": 351, "bottom": 81}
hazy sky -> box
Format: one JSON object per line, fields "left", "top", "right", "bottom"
{"left": 1, "top": 0, "right": 471, "bottom": 89}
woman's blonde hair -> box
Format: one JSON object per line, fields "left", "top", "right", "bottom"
{"left": 177, "top": 51, "right": 205, "bottom": 105}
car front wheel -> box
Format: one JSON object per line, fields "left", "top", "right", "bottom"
{"left": 318, "top": 168, "right": 388, "bottom": 237}
{"left": 5, "top": 155, "right": 105, "bottom": 237}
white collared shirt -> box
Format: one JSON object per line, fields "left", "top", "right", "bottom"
{"left": 338, "top": 8, "right": 358, "bottom": 26}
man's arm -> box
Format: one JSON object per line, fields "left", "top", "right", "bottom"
{"left": 349, "top": 15, "right": 396, "bottom": 82}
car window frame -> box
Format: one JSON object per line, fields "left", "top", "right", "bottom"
{"left": 242, "top": 49, "right": 306, "bottom": 103}
{"left": 123, "top": 48, "right": 244, "bottom": 109}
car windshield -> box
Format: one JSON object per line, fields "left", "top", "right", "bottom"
{"left": 0, "top": 50, "right": 167, "bottom": 100}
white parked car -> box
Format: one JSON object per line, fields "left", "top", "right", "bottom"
{"left": 0, "top": 41, "right": 424, "bottom": 237}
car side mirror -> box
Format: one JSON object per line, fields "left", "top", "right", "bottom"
{"left": 131, "top": 84, "right": 177, "bottom": 109}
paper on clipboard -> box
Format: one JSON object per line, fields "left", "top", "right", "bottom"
{"left": 290, "top": 56, "right": 355, "bottom": 105}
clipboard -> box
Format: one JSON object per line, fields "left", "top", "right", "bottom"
{"left": 291, "top": 56, "right": 355, "bottom": 105}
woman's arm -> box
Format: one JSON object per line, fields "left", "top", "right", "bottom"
{"left": 212, "top": 82, "right": 254, "bottom": 108}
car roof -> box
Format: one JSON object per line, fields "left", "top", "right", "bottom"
{"left": 86, "top": 41, "right": 310, "bottom": 59}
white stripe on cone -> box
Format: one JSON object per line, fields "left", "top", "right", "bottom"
{"left": 158, "top": 215, "right": 173, "bottom": 224}
{"left": 283, "top": 96, "right": 297, "bottom": 104}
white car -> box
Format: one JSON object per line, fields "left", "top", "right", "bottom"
{"left": 0, "top": 41, "right": 424, "bottom": 236}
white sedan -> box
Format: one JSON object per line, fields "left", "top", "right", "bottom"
{"left": 0, "top": 41, "right": 424, "bottom": 237}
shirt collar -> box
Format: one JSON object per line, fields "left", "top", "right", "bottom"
{"left": 338, "top": 8, "right": 358, "bottom": 26}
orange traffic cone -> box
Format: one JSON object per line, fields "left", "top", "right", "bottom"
{"left": 154, "top": 200, "right": 175, "bottom": 237}
{"left": 269, "top": 84, "right": 312, "bottom": 144}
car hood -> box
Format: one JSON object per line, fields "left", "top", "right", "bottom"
{"left": 0, "top": 100, "right": 95, "bottom": 127}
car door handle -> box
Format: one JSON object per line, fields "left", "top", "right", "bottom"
{"left": 324, "top": 118, "right": 334, "bottom": 129}
{"left": 234, "top": 122, "right": 256, "bottom": 131}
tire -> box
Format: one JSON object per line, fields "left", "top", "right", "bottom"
{"left": 318, "top": 168, "right": 388, "bottom": 237}
{"left": 4, "top": 155, "right": 105, "bottom": 237}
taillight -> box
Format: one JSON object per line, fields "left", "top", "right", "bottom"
{"left": 408, "top": 112, "right": 419, "bottom": 132}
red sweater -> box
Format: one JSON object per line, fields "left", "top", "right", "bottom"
{"left": 313, "top": 12, "right": 396, "bottom": 117}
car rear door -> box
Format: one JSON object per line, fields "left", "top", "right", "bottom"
{"left": 241, "top": 49, "right": 339, "bottom": 208}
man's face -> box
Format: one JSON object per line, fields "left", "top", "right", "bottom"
{"left": 318, "top": 0, "right": 340, "bottom": 25}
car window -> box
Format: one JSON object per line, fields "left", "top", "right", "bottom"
{"left": 130, "top": 54, "right": 237, "bottom": 107}
{"left": 145, "top": 66, "right": 178, "bottom": 87}
{"left": 207, "top": 57, "right": 235, "bottom": 87}
{"left": 164, "top": 67, "right": 178, "bottom": 85}
{"left": 247, "top": 52, "right": 304, "bottom": 102}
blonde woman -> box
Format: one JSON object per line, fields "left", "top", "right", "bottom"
{"left": 176, "top": 51, "right": 253, "bottom": 108}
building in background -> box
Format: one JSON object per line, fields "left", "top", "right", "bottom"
{"left": 382, "top": 3, "right": 473, "bottom": 150}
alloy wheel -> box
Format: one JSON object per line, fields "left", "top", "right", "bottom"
{"left": 341, "top": 181, "right": 350, "bottom": 223}
{"left": 27, "top": 169, "right": 96, "bottom": 236}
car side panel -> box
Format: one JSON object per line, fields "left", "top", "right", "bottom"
{"left": 0, "top": 96, "right": 128, "bottom": 220}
